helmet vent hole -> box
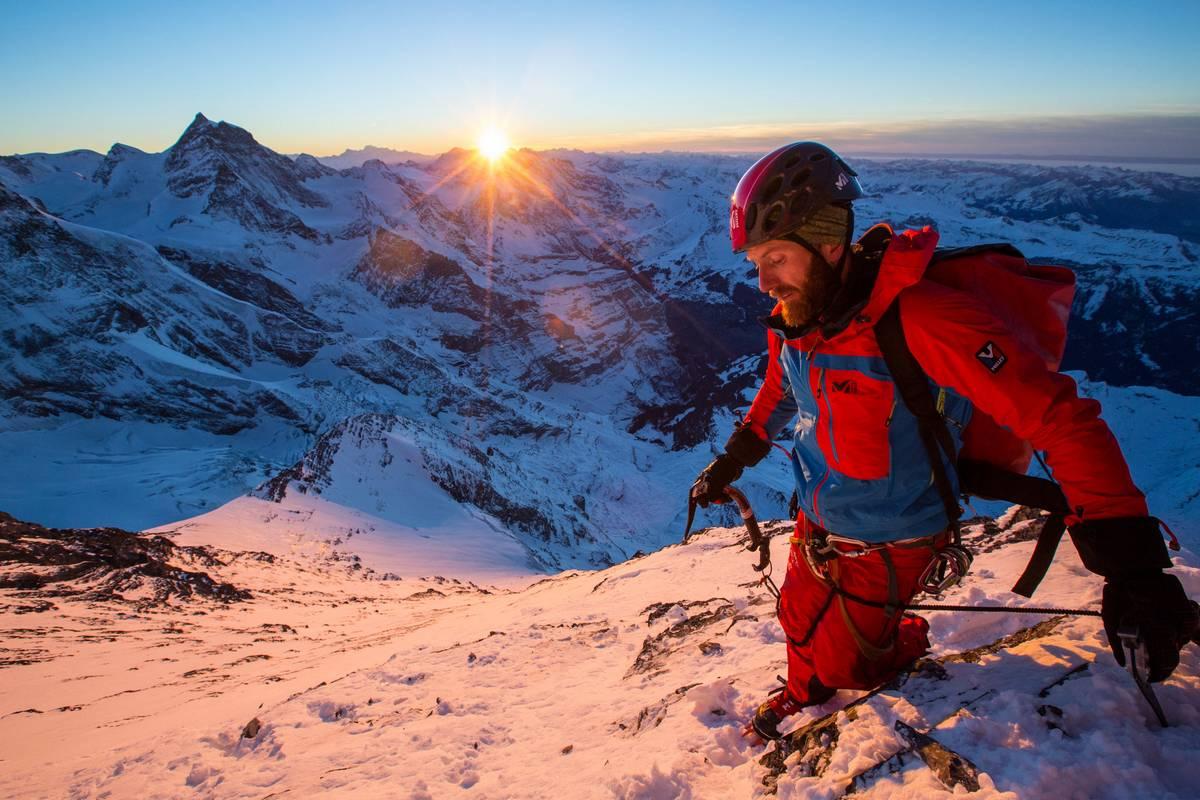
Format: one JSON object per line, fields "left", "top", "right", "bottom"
{"left": 790, "top": 167, "right": 812, "bottom": 188}
{"left": 762, "top": 175, "right": 783, "bottom": 199}
{"left": 782, "top": 155, "right": 801, "bottom": 170}
{"left": 763, "top": 203, "right": 783, "bottom": 233}
{"left": 745, "top": 204, "right": 758, "bottom": 230}
{"left": 809, "top": 152, "right": 827, "bottom": 162}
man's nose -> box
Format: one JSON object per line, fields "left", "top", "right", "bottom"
{"left": 758, "top": 268, "right": 774, "bottom": 294}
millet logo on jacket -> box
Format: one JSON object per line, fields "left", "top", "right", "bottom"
{"left": 976, "top": 341, "right": 1007, "bottom": 373}
{"left": 831, "top": 379, "right": 858, "bottom": 394}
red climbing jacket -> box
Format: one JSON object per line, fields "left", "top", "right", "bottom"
{"left": 741, "top": 224, "right": 1147, "bottom": 542}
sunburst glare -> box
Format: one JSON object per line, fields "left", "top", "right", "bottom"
{"left": 477, "top": 127, "right": 510, "bottom": 162}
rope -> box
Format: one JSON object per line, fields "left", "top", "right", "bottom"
{"left": 719, "top": 490, "right": 1102, "bottom": 620}
{"left": 903, "top": 602, "right": 1101, "bottom": 617}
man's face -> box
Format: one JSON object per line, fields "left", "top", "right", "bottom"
{"left": 746, "top": 239, "right": 844, "bottom": 328}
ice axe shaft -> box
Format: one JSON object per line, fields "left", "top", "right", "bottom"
{"left": 683, "top": 485, "right": 778, "bottom": 602}
{"left": 683, "top": 486, "right": 770, "bottom": 571}
{"left": 1118, "top": 625, "right": 1169, "bottom": 727}
{"left": 724, "top": 486, "right": 771, "bottom": 574}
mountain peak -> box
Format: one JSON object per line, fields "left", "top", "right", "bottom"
{"left": 167, "top": 113, "right": 263, "bottom": 163}
{"left": 181, "top": 112, "right": 213, "bottom": 138}
{"left": 105, "top": 142, "right": 145, "bottom": 158}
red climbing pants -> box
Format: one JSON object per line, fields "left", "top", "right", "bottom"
{"left": 777, "top": 516, "right": 942, "bottom": 703}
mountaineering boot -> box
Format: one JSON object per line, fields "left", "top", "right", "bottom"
{"left": 745, "top": 679, "right": 837, "bottom": 743}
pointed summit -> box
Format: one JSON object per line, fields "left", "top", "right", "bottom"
{"left": 169, "top": 113, "right": 258, "bottom": 158}
{"left": 161, "top": 112, "right": 328, "bottom": 235}
{"left": 178, "top": 112, "right": 213, "bottom": 142}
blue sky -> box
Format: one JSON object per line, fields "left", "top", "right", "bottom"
{"left": 2, "top": 0, "right": 1198, "bottom": 156}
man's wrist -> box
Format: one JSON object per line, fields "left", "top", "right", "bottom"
{"left": 724, "top": 424, "right": 772, "bottom": 467}
{"left": 1068, "top": 516, "right": 1173, "bottom": 579}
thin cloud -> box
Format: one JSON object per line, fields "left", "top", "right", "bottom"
{"left": 556, "top": 113, "right": 1200, "bottom": 160}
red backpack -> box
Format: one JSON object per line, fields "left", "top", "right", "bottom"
{"left": 875, "top": 243, "right": 1077, "bottom": 597}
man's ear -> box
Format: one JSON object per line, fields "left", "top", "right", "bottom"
{"left": 819, "top": 242, "right": 845, "bottom": 267}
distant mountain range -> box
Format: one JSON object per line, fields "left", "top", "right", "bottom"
{"left": 2, "top": 113, "right": 1197, "bottom": 570}
{"left": 310, "top": 145, "right": 435, "bottom": 169}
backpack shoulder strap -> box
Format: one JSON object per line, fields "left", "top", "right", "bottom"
{"left": 876, "top": 294, "right": 1073, "bottom": 598}
{"left": 875, "top": 299, "right": 961, "bottom": 530}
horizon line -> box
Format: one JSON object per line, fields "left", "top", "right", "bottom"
{"left": 5, "top": 110, "right": 1200, "bottom": 165}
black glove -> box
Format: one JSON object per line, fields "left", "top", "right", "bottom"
{"left": 690, "top": 454, "right": 743, "bottom": 508}
{"left": 1102, "top": 573, "right": 1199, "bottom": 682}
{"left": 1070, "top": 516, "right": 1199, "bottom": 682}
{"left": 691, "top": 425, "right": 774, "bottom": 508}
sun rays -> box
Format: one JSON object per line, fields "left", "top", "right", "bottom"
{"left": 391, "top": 132, "right": 738, "bottom": 380}
{"left": 477, "top": 127, "right": 510, "bottom": 163}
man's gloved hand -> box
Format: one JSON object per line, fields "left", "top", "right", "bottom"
{"left": 690, "top": 424, "right": 774, "bottom": 508}
{"left": 1070, "top": 516, "right": 1200, "bottom": 682}
{"left": 1102, "top": 572, "right": 1200, "bottom": 682}
{"left": 690, "top": 454, "right": 743, "bottom": 508}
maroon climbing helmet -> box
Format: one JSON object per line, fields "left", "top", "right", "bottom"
{"left": 729, "top": 142, "right": 863, "bottom": 253}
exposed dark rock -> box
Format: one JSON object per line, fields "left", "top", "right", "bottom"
{"left": 352, "top": 228, "right": 488, "bottom": 314}
{"left": 93, "top": 143, "right": 146, "bottom": 186}
{"left": 156, "top": 246, "right": 335, "bottom": 334}
{"left": 611, "top": 683, "right": 701, "bottom": 737}
{"left": 1060, "top": 265, "right": 1199, "bottom": 395}
{"left": 627, "top": 599, "right": 740, "bottom": 678}
{"left": 0, "top": 512, "right": 251, "bottom": 604}
{"left": 334, "top": 338, "right": 446, "bottom": 394}
{"left": 164, "top": 113, "right": 328, "bottom": 241}
{"left": 0, "top": 156, "right": 34, "bottom": 180}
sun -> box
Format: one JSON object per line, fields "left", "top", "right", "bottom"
{"left": 477, "top": 127, "right": 510, "bottom": 162}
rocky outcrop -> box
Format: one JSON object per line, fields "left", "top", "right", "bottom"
{"left": 1061, "top": 264, "right": 1200, "bottom": 394}
{"left": 352, "top": 228, "right": 487, "bottom": 313}
{"left": 0, "top": 178, "right": 313, "bottom": 431}
{"left": 0, "top": 512, "right": 253, "bottom": 605}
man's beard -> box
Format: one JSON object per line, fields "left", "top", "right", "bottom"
{"left": 777, "top": 262, "right": 840, "bottom": 329}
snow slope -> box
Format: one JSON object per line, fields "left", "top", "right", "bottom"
{"left": 2, "top": 511, "right": 1198, "bottom": 799}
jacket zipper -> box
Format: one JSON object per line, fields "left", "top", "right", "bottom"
{"left": 818, "top": 367, "right": 839, "bottom": 463}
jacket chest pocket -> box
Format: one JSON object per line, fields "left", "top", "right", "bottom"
{"left": 813, "top": 367, "right": 894, "bottom": 480}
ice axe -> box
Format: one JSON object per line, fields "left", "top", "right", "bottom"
{"left": 684, "top": 483, "right": 778, "bottom": 598}
{"left": 1118, "top": 600, "right": 1200, "bottom": 728}
{"left": 1117, "top": 624, "right": 1170, "bottom": 727}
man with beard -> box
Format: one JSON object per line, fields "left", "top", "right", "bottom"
{"left": 690, "top": 141, "right": 1198, "bottom": 743}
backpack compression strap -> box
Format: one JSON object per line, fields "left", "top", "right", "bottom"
{"left": 957, "top": 459, "right": 1070, "bottom": 597}
{"left": 875, "top": 299, "right": 1071, "bottom": 598}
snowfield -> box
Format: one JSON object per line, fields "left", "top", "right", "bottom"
{"left": 2, "top": 512, "right": 1197, "bottom": 799}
